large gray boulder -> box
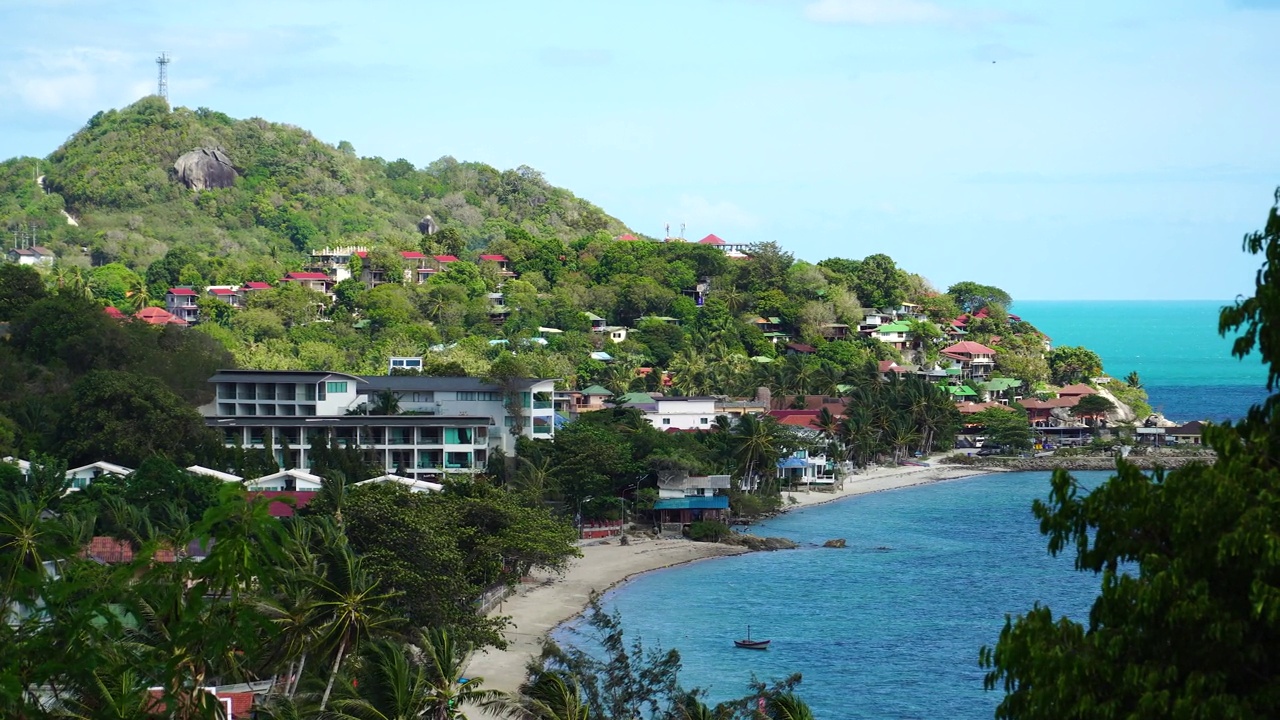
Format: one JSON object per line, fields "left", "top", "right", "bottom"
{"left": 417, "top": 215, "right": 439, "bottom": 235}
{"left": 174, "top": 147, "right": 238, "bottom": 190}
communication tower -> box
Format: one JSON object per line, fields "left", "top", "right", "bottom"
{"left": 156, "top": 52, "right": 170, "bottom": 100}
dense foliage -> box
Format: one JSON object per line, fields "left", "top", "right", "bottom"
{"left": 981, "top": 190, "right": 1280, "bottom": 717}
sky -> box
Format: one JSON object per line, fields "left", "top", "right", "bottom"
{"left": 1, "top": 0, "right": 1278, "bottom": 301}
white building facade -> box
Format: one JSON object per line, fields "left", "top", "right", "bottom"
{"left": 205, "top": 370, "right": 557, "bottom": 482}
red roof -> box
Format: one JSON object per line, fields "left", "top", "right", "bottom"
{"left": 943, "top": 341, "right": 996, "bottom": 355}
{"left": 134, "top": 307, "right": 188, "bottom": 326}
{"left": 209, "top": 287, "right": 236, "bottom": 295}
{"left": 768, "top": 410, "right": 821, "bottom": 428}
{"left": 167, "top": 287, "right": 197, "bottom": 296}
{"left": 698, "top": 233, "right": 725, "bottom": 245}
{"left": 1058, "top": 383, "right": 1097, "bottom": 397}
{"left": 877, "top": 360, "right": 907, "bottom": 374}
{"left": 479, "top": 254, "right": 508, "bottom": 262}
{"left": 957, "top": 401, "right": 1017, "bottom": 415}
{"left": 355, "top": 251, "right": 368, "bottom": 258}
{"left": 400, "top": 251, "right": 426, "bottom": 259}
{"left": 253, "top": 490, "right": 316, "bottom": 518}
{"left": 433, "top": 255, "right": 459, "bottom": 263}
{"left": 616, "top": 233, "right": 639, "bottom": 241}
{"left": 243, "top": 281, "right": 271, "bottom": 290}
{"left": 103, "top": 306, "right": 126, "bottom": 319}
{"left": 283, "top": 272, "right": 330, "bottom": 281}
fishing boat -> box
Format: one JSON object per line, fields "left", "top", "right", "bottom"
{"left": 734, "top": 625, "right": 770, "bottom": 650}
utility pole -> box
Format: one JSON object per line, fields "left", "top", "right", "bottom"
{"left": 156, "top": 52, "right": 171, "bottom": 100}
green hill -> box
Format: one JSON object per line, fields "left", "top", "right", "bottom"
{"left": 0, "top": 95, "right": 629, "bottom": 281}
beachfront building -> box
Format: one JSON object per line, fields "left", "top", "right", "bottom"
{"left": 941, "top": 341, "right": 997, "bottom": 380}
{"left": 776, "top": 450, "right": 838, "bottom": 489}
{"left": 620, "top": 395, "right": 718, "bottom": 430}
{"left": 204, "top": 370, "right": 557, "bottom": 481}
{"left": 653, "top": 472, "right": 731, "bottom": 531}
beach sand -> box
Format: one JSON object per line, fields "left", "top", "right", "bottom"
{"left": 464, "top": 461, "right": 995, "bottom": 694}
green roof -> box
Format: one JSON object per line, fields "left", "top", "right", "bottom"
{"left": 982, "top": 378, "right": 1022, "bottom": 391}
{"left": 945, "top": 367, "right": 962, "bottom": 375}
{"left": 945, "top": 385, "right": 978, "bottom": 396}
{"left": 584, "top": 312, "right": 604, "bottom": 321}
{"left": 767, "top": 317, "right": 782, "bottom": 324}
{"left": 876, "top": 322, "right": 911, "bottom": 333}
{"left": 580, "top": 384, "right": 613, "bottom": 396}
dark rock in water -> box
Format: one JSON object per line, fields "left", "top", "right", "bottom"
{"left": 174, "top": 147, "right": 237, "bottom": 190}
{"left": 418, "top": 215, "right": 439, "bottom": 235}
{"left": 823, "top": 538, "right": 847, "bottom": 548}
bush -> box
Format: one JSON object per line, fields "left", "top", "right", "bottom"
{"left": 688, "top": 520, "right": 730, "bottom": 542}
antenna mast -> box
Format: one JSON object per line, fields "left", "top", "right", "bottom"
{"left": 156, "top": 52, "right": 170, "bottom": 100}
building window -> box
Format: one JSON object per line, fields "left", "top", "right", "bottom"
{"left": 662, "top": 418, "right": 671, "bottom": 425}
{"left": 456, "top": 392, "right": 476, "bottom": 401}
{"left": 326, "top": 381, "right": 348, "bottom": 394}
{"left": 700, "top": 417, "right": 709, "bottom": 425}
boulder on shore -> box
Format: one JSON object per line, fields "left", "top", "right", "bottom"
{"left": 173, "top": 147, "right": 238, "bottom": 190}
{"left": 823, "top": 538, "right": 847, "bottom": 548}
{"left": 721, "top": 534, "right": 798, "bottom": 551}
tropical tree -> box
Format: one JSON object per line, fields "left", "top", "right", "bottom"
{"left": 765, "top": 692, "right": 816, "bottom": 720}
{"left": 313, "top": 539, "right": 400, "bottom": 711}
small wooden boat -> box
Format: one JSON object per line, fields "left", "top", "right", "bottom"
{"left": 734, "top": 625, "right": 770, "bottom": 650}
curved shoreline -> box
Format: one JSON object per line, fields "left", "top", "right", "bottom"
{"left": 464, "top": 462, "right": 997, "bottom": 694}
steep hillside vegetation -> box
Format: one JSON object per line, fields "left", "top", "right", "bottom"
{"left": 0, "top": 95, "right": 628, "bottom": 281}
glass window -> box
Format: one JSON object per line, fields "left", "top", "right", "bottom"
{"left": 662, "top": 418, "right": 671, "bottom": 425}
{"left": 326, "top": 381, "right": 348, "bottom": 394}
{"left": 700, "top": 417, "right": 709, "bottom": 425}
{"left": 456, "top": 391, "right": 477, "bottom": 401}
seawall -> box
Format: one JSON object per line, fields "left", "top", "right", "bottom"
{"left": 970, "top": 454, "right": 1214, "bottom": 472}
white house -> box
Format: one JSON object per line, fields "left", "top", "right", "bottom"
{"left": 244, "top": 469, "right": 324, "bottom": 492}
{"left": 65, "top": 461, "right": 133, "bottom": 490}
{"left": 641, "top": 396, "right": 718, "bottom": 431}
{"left": 355, "top": 474, "right": 443, "bottom": 493}
{"left": 205, "top": 370, "right": 557, "bottom": 483}
{"left": 776, "top": 450, "right": 837, "bottom": 488}
{"left": 165, "top": 287, "right": 201, "bottom": 324}
{"left": 657, "top": 473, "right": 730, "bottom": 499}
{"left": 186, "top": 465, "right": 243, "bottom": 483}
{"left": 8, "top": 246, "right": 55, "bottom": 267}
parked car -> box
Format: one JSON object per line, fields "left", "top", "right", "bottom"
{"left": 976, "top": 446, "right": 1002, "bottom": 457}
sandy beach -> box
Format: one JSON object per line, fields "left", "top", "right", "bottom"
{"left": 464, "top": 461, "right": 995, "bottom": 693}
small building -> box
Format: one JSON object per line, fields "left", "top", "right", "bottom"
{"left": 244, "top": 469, "right": 325, "bottom": 492}
{"left": 941, "top": 341, "right": 997, "bottom": 380}
{"left": 186, "top": 465, "right": 243, "bottom": 483}
{"left": 164, "top": 287, "right": 201, "bottom": 323}
{"left": 66, "top": 461, "right": 134, "bottom": 491}
{"left": 280, "top": 272, "right": 334, "bottom": 297}
{"left": 571, "top": 384, "right": 613, "bottom": 412}
{"left": 389, "top": 356, "right": 424, "bottom": 373}
{"left": 134, "top": 307, "right": 189, "bottom": 326}
{"left": 206, "top": 286, "right": 243, "bottom": 307}
{"left": 8, "top": 246, "right": 55, "bottom": 267}
{"left": 355, "top": 474, "right": 444, "bottom": 493}
{"left": 654, "top": 472, "right": 731, "bottom": 530}
{"left": 776, "top": 450, "right": 836, "bottom": 488}
{"left": 642, "top": 396, "right": 718, "bottom": 430}
{"left": 1168, "top": 420, "right": 1206, "bottom": 445}
{"left": 478, "top": 254, "right": 517, "bottom": 277}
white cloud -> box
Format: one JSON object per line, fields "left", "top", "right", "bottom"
{"left": 2, "top": 47, "right": 139, "bottom": 113}
{"left": 674, "top": 195, "right": 760, "bottom": 233}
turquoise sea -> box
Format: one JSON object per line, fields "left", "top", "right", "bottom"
{"left": 566, "top": 472, "right": 1106, "bottom": 718}
{"left": 557, "top": 302, "right": 1275, "bottom": 718}
{"left": 1015, "top": 300, "right": 1269, "bottom": 422}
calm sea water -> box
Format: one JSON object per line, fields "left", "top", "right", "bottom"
{"left": 1015, "top": 300, "right": 1269, "bottom": 422}
{"left": 563, "top": 472, "right": 1107, "bottom": 720}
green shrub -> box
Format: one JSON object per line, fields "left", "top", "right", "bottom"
{"left": 688, "top": 520, "right": 730, "bottom": 542}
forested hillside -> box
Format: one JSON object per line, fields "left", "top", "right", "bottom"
{"left": 0, "top": 96, "right": 1080, "bottom": 402}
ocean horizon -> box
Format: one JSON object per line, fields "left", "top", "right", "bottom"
{"left": 1014, "top": 299, "right": 1268, "bottom": 422}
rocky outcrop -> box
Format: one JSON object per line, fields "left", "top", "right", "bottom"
{"left": 1096, "top": 384, "right": 1137, "bottom": 423}
{"left": 721, "top": 534, "right": 799, "bottom": 551}
{"left": 823, "top": 538, "right": 847, "bottom": 548}
{"left": 173, "top": 147, "right": 238, "bottom": 190}
{"left": 418, "top": 215, "right": 439, "bottom": 235}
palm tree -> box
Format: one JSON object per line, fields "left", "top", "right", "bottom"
{"left": 674, "top": 693, "right": 723, "bottom": 720}
{"left": 125, "top": 277, "right": 152, "bottom": 311}
{"left": 370, "top": 388, "right": 401, "bottom": 416}
{"left": 500, "top": 669, "right": 590, "bottom": 720}
{"left": 327, "top": 637, "right": 440, "bottom": 720}
{"left": 415, "top": 626, "right": 504, "bottom": 719}
{"left": 313, "top": 540, "right": 400, "bottom": 712}
{"left": 765, "top": 692, "right": 815, "bottom": 720}
{"left": 730, "top": 414, "right": 780, "bottom": 493}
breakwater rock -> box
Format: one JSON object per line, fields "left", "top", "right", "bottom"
{"left": 974, "top": 454, "right": 1213, "bottom": 472}
{"left": 823, "top": 538, "right": 847, "bottom": 548}
{"left": 721, "top": 534, "right": 799, "bottom": 551}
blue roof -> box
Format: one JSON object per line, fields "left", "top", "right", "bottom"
{"left": 653, "top": 496, "right": 730, "bottom": 510}
{"left": 777, "top": 457, "right": 809, "bottom": 469}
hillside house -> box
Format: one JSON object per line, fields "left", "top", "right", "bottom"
{"left": 874, "top": 322, "right": 911, "bottom": 352}
{"left": 66, "top": 461, "right": 133, "bottom": 491}
{"left": 280, "top": 272, "right": 334, "bottom": 297}
{"left": 8, "top": 245, "right": 55, "bottom": 267}
{"left": 639, "top": 396, "right": 718, "bottom": 430}
{"left": 206, "top": 286, "right": 243, "bottom": 307}
{"left": 306, "top": 246, "right": 365, "bottom": 281}
{"left": 696, "top": 233, "right": 751, "bottom": 254}
{"left": 135, "top": 307, "right": 188, "bottom": 326}
{"left": 205, "top": 370, "right": 557, "bottom": 481}
{"left": 585, "top": 312, "right": 608, "bottom": 332}
{"left": 164, "top": 287, "right": 200, "bottom": 323}
{"left": 355, "top": 474, "right": 444, "bottom": 493}
{"left": 941, "top": 341, "right": 997, "bottom": 380}
{"left": 479, "top": 254, "right": 517, "bottom": 277}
